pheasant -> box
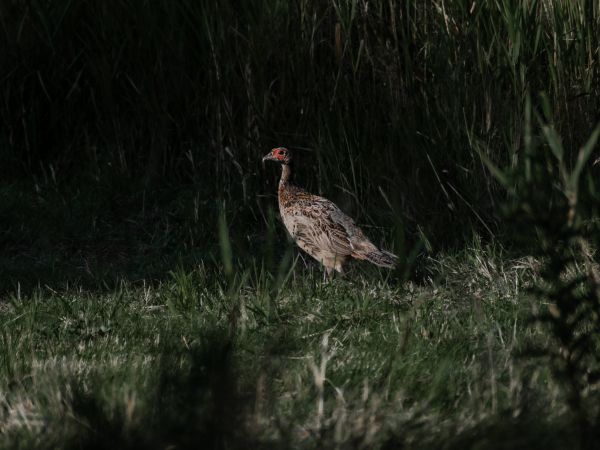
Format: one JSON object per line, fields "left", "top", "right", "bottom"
{"left": 262, "top": 147, "right": 398, "bottom": 279}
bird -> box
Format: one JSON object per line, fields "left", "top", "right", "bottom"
{"left": 262, "top": 146, "right": 398, "bottom": 279}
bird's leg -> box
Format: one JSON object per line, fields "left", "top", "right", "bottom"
{"left": 324, "top": 267, "right": 334, "bottom": 282}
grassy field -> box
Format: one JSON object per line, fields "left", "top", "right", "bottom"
{"left": 0, "top": 242, "right": 571, "bottom": 449}
{"left": 1, "top": 0, "right": 600, "bottom": 448}
{"left": 1, "top": 175, "right": 598, "bottom": 448}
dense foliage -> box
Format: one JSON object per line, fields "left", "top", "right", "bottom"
{"left": 1, "top": 0, "right": 599, "bottom": 246}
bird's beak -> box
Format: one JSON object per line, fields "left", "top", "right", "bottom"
{"left": 262, "top": 152, "right": 276, "bottom": 163}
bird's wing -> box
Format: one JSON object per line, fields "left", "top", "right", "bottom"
{"left": 284, "top": 194, "right": 356, "bottom": 256}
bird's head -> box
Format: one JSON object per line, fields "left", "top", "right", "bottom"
{"left": 262, "top": 147, "right": 292, "bottom": 165}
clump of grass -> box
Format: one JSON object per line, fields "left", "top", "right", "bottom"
{"left": 483, "top": 97, "right": 600, "bottom": 449}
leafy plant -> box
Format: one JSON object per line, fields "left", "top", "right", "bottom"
{"left": 482, "top": 96, "right": 600, "bottom": 449}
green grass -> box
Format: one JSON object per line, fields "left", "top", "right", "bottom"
{"left": 0, "top": 244, "right": 581, "bottom": 449}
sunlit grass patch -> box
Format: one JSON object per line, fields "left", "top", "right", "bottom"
{"left": 0, "top": 249, "right": 575, "bottom": 448}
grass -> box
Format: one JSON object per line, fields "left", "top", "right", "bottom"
{"left": 3, "top": 111, "right": 596, "bottom": 448}
{"left": 2, "top": 0, "right": 599, "bottom": 247}
{"left": 0, "top": 239, "right": 583, "bottom": 449}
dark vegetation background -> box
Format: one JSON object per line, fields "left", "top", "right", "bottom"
{"left": 1, "top": 1, "right": 600, "bottom": 449}
{"left": 2, "top": 0, "right": 599, "bottom": 291}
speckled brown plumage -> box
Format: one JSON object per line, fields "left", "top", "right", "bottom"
{"left": 263, "top": 147, "right": 398, "bottom": 278}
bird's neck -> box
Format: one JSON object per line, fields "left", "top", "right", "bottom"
{"left": 279, "top": 163, "right": 293, "bottom": 188}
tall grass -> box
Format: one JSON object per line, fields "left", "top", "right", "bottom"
{"left": 1, "top": 0, "right": 598, "bottom": 247}
{"left": 483, "top": 98, "right": 600, "bottom": 449}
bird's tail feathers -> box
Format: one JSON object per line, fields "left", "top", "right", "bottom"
{"left": 359, "top": 249, "right": 398, "bottom": 268}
